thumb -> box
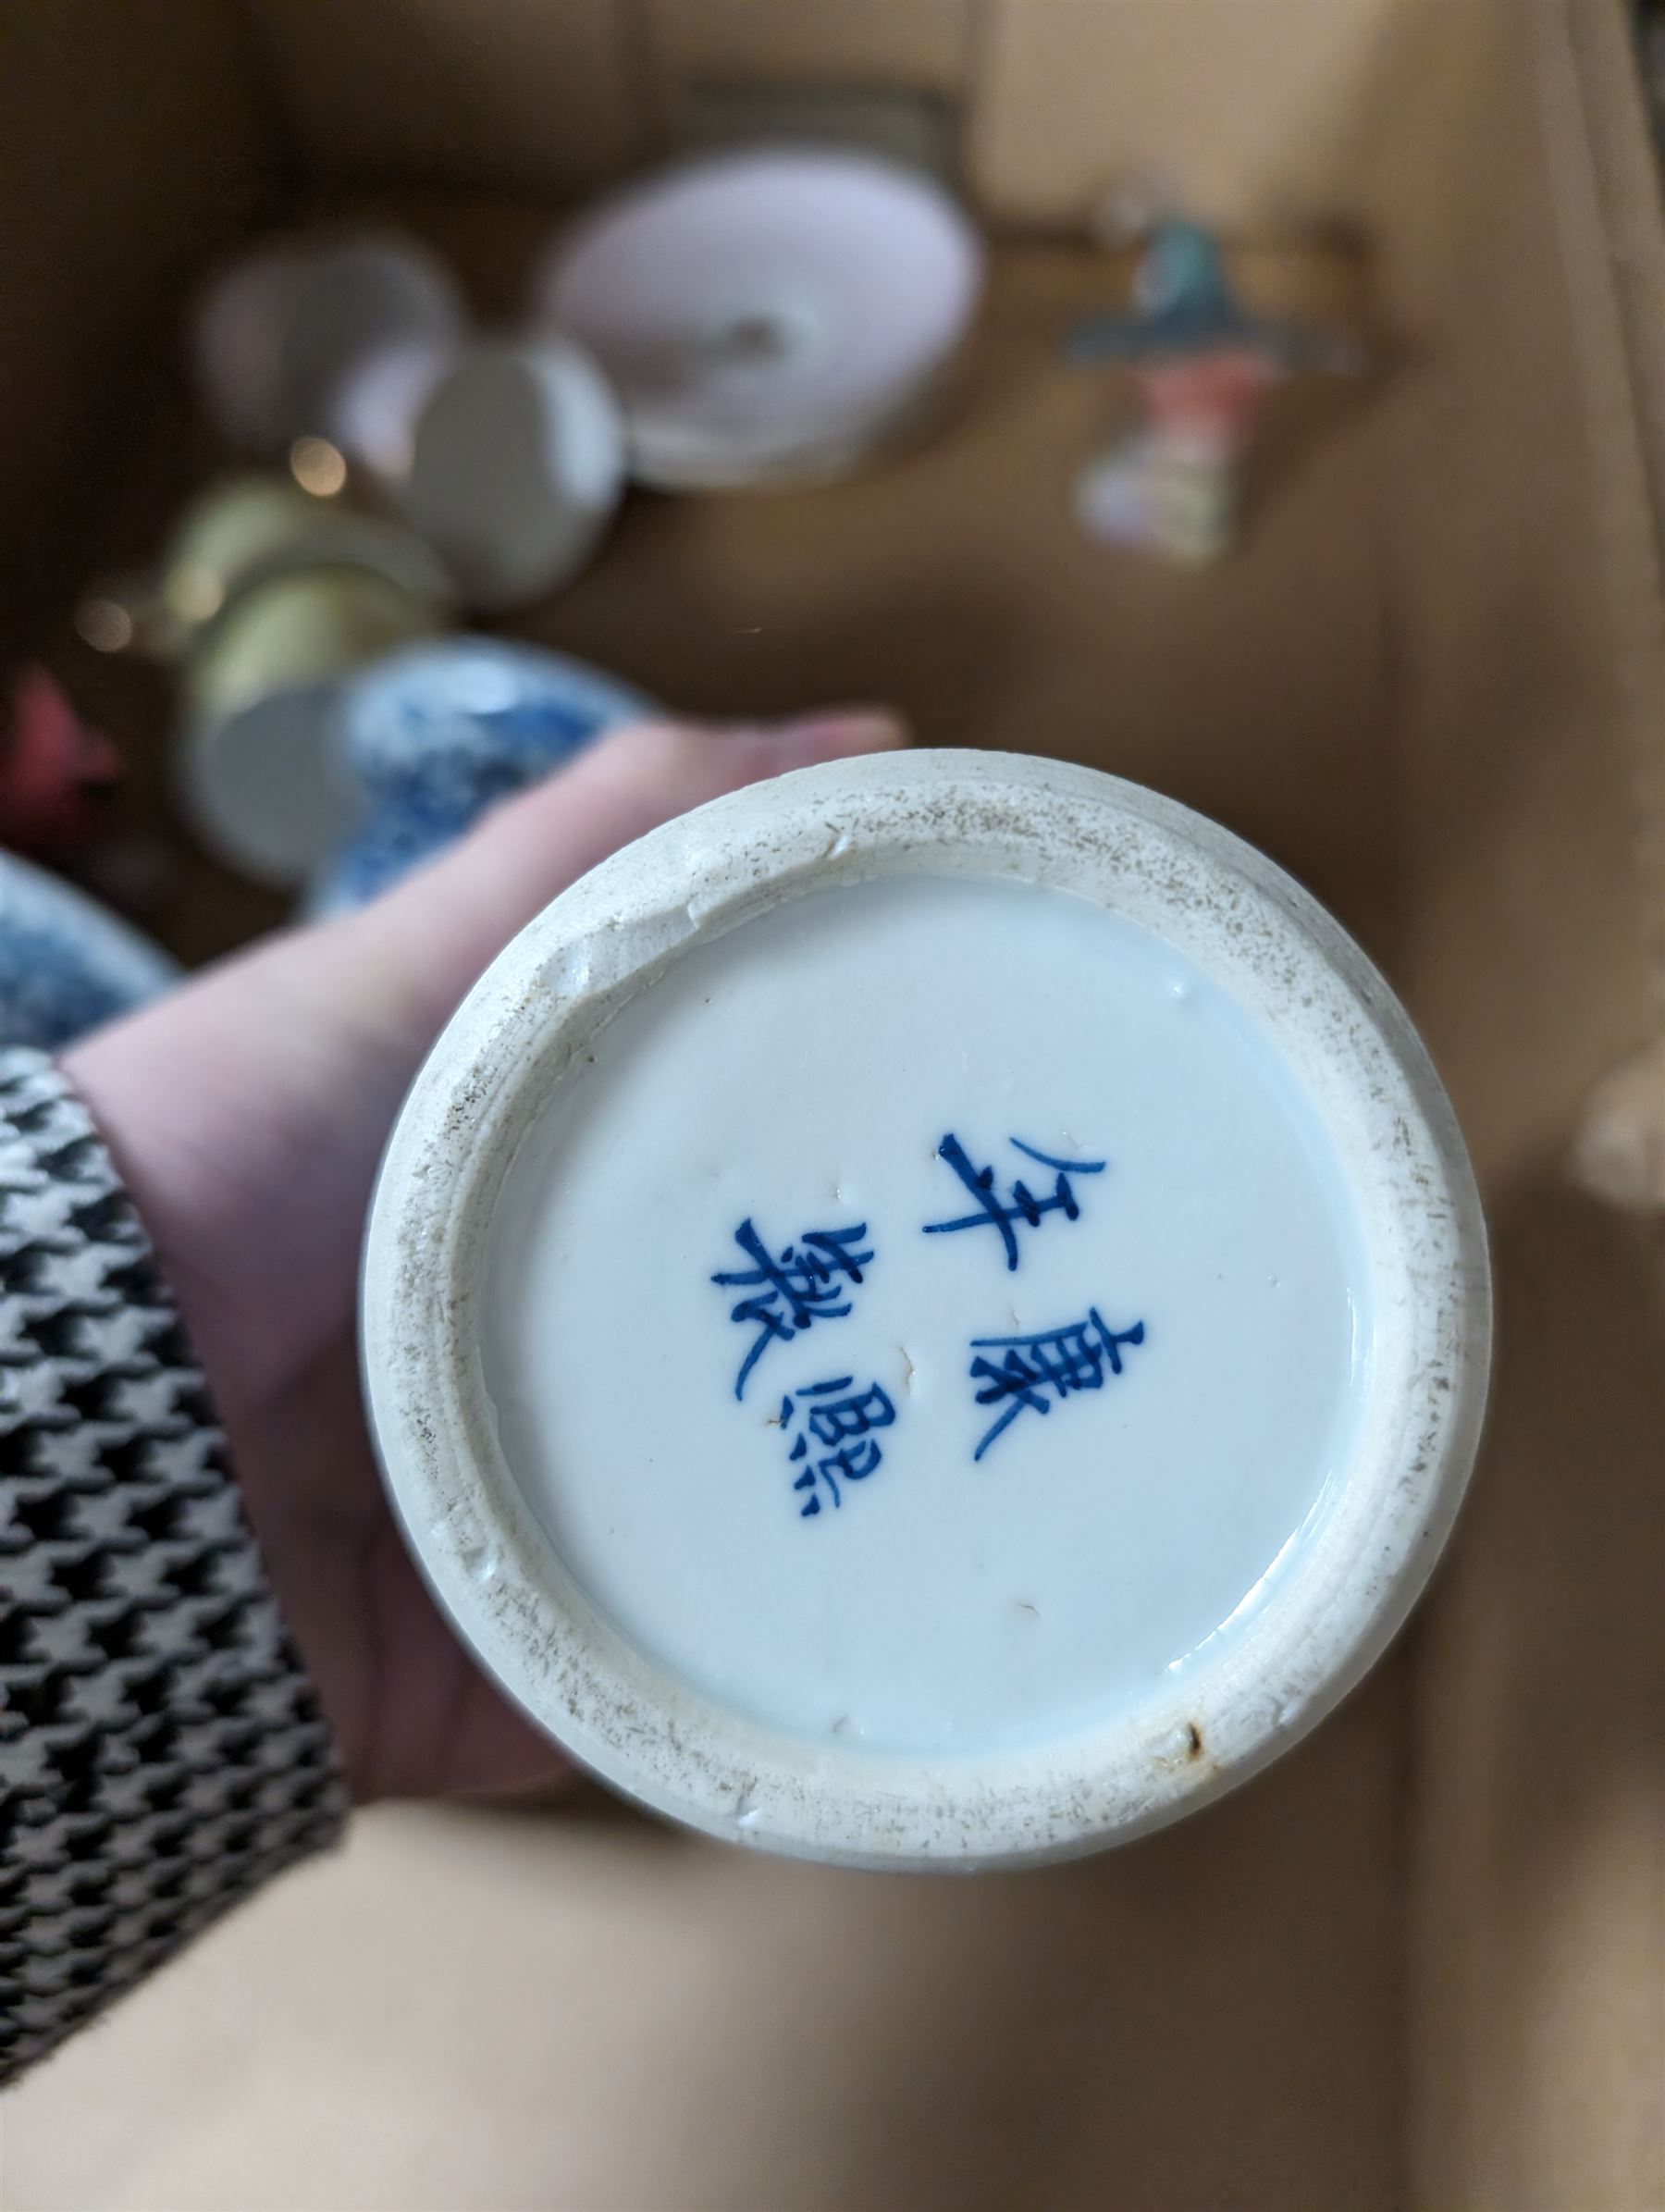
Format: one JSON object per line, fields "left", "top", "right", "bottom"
{"left": 337, "top": 710, "right": 907, "bottom": 1038}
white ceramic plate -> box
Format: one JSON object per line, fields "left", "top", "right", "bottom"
{"left": 363, "top": 750, "right": 1490, "bottom": 1868}
{"left": 536, "top": 149, "right": 985, "bottom": 488}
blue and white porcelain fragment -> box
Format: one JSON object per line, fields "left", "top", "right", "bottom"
{"left": 309, "top": 637, "right": 653, "bottom": 913}
{"left": 0, "top": 849, "right": 178, "bottom": 1051}
{"left": 363, "top": 750, "right": 1491, "bottom": 1870}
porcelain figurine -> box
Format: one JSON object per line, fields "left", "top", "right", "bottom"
{"left": 1069, "top": 218, "right": 1363, "bottom": 562}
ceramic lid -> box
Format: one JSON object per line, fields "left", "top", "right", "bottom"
{"left": 363, "top": 750, "right": 1489, "bottom": 1867}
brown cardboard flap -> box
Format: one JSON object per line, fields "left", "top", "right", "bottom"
{"left": 1371, "top": 6, "right": 1665, "bottom": 2206}
{"left": 1568, "top": 0, "right": 1665, "bottom": 565}
{"left": 968, "top": 0, "right": 1398, "bottom": 229}
{"left": 644, "top": 0, "right": 974, "bottom": 99}
{"left": 244, "top": 0, "right": 650, "bottom": 194}
{"left": 1410, "top": 1180, "right": 1665, "bottom": 2212}
{"left": 0, "top": 0, "right": 260, "bottom": 666}
{"left": 1372, "top": 0, "right": 1662, "bottom": 1189}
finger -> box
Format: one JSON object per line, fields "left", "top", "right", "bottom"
{"left": 66, "top": 711, "right": 906, "bottom": 1360}
{"left": 339, "top": 711, "right": 906, "bottom": 1029}
{"left": 440, "top": 1675, "right": 575, "bottom": 1801}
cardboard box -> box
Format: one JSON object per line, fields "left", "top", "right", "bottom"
{"left": 4, "top": 5, "right": 1660, "bottom": 2206}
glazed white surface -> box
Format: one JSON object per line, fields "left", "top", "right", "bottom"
{"left": 538, "top": 149, "right": 983, "bottom": 486}
{"left": 482, "top": 876, "right": 1368, "bottom": 1757}
{"left": 364, "top": 751, "right": 1490, "bottom": 1865}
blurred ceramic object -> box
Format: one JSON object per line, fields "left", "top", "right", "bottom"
{"left": 536, "top": 147, "right": 984, "bottom": 489}
{"left": 1568, "top": 1038, "right": 1665, "bottom": 1217}
{"left": 310, "top": 636, "right": 652, "bottom": 912}
{"left": 1067, "top": 216, "right": 1363, "bottom": 564}
{"left": 0, "top": 848, "right": 177, "bottom": 1051}
{"left": 1088, "top": 167, "right": 1187, "bottom": 252}
{"left": 73, "top": 474, "right": 456, "bottom": 885}
{"left": 325, "top": 335, "right": 457, "bottom": 486}
{"left": 1076, "top": 386, "right": 1273, "bottom": 567}
{"left": 1075, "top": 431, "right": 1168, "bottom": 552}
{"left": 1070, "top": 219, "right": 1361, "bottom": 375}
{"left": 182, "top": 549, "right": 452, "bottom": 888}
{"left": 1072, "top": 420, "right": 1242, "bottom": 566}
{"left": 192, "top": 251, "right": 297, "bottom": 452}
{"left": 0, "top": 668, "right": 118, "bottom": 857}
{"left": 192, "top": 231, "right": 465, "bottom": 455}
{"left": 401, "top": 340, "right": 624, "bottom": 611}
{"left": 159, "top": 475, "right": 329, "bottom": 634}
{"left": 78, "top": 476, "right": 330, "bottom": 661}
{"left": 74, "top": 474, "right": 446, "bottom": 666}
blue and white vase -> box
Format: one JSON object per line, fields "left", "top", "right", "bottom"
{"left": 0, "top": 850, "right": 178, "bottom": 1051}
{"left": 308, "top": 636, "right": 652, "bottom": 913}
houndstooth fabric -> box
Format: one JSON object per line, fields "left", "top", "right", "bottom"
{"left": 0, "top": 1050, "right": 346, "bottom": 2083}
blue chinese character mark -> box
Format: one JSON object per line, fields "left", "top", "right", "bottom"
{"left": 968, "top": 1305, "right": 1145, "bottom": 1463}
{"left": 781, "top": 1377, "right": 897, "bottom": 1517}
{"left": 713, "top": 1217, "right": 874, "bottom": 1399}
{"left": 923, "top": 1135, "right": 1107, "bottom": 1270}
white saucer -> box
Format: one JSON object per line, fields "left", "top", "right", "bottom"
{"left": 536, "top": 149, "right": 985, "bottom": 488}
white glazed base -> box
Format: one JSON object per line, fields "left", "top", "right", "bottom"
{"left": 484, "top": 874, "right": 1367, "bottom": 1761}
{"left": 363, "top": 751, "right": 1490, "bottom": 1867}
